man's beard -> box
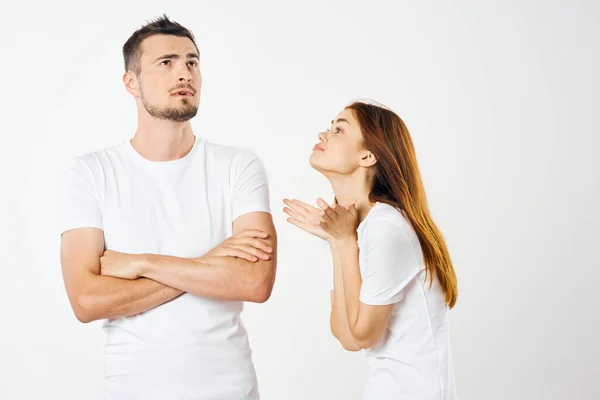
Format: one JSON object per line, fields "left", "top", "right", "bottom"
{"left": 141, "top": 93, "right": 198, "bottom": 122}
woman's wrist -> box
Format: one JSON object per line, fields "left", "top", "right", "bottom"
{"left": 329, "top": 233, "right": 358, "bottom": 249}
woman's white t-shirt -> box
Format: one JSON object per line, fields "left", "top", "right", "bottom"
{"left": 344, "top": 202, "right": 457, "bottom": 400}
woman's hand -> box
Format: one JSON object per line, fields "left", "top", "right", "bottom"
{"left": 319, "top": 200, "right": 359, "bottom": 245}
{"left": 284, "top": 197, "right": 358, "bottom": 244}
{"left": 284, "top": 198, "right": 334, "bottom": 241}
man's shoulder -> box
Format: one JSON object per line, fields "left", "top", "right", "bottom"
{"left": 66, "top": 142, "right": 128, "bottom": 172}
{"left": 202, "top": 140, "right": 261, "bottom": 165}
{"left": 203, "top": 139, "right": 244, "bottom": 156}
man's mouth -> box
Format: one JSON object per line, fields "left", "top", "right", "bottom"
{"left": 171, "top": 89, "right": 194, "bottom": 97}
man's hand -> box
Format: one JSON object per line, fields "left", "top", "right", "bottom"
{"left": 100, "top": 250, "right": 145, "bottom": 280}
{"left": 204, "top": 229, "right": 273, "bottom": 262}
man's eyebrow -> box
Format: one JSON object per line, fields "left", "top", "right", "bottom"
{"left": 154, "top": 54, "right": 179, "bottom": 63}
{"left": 153, "top": 53, "right": 199, "bottom": 63}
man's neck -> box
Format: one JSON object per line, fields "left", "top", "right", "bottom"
{"left": 131, "top": 117, "right": 196, "bottom": 162}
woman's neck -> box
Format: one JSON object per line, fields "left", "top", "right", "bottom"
{"left": 329, "top": 175, "right": 376, "bottom": 224}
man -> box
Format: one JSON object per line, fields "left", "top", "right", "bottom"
{"left": 60, "top": 15, "right": 277, "bottom": 399}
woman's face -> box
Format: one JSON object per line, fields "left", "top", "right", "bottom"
{"left": 309, "top": 108, "right": 371, "bottom": 175}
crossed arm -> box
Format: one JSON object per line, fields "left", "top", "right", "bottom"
{"left": 60, "top": 212, "right": 277, "bottom": 323}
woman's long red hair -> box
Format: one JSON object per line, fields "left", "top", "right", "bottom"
{"left": 347, "top": 101, "right": 458, "bottom": 308}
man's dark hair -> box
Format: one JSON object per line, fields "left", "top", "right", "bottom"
{"left": 122, "top": 14, "right": 198, "bottom": 74}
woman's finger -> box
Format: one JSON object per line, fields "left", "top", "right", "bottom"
{"left": 283, "top": 198, "right": 311, "bottom": 218}
{"left": 286, "top": 217, "right": 315, "bottom": 234}
{"left": 319, "top": 221, "right": 329, "bottom": 231}
{"left": 346, "top": 201, "right": 358, "bottom": 217}
{"left": 332, "top": 203, "right": 346, "bottom": 215}
{"left": 283, "top": 206, "right": 305, "bottom": 222}
{"left": 323, "top": 206, "right": 336, "bottom": 220}
{"left": 291, "top": 198, "right": 321, "bottom": 213}
{"left": 291, "top": 199, "right": 311, "bottom": 214}
{"left": 316, "top": 197, "right": 331, "bottom": 211}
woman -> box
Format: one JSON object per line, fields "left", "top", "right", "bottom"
{"left": 283, "top": 100, "right": 458, "bottom": 399}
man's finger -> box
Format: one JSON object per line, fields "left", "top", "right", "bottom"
{"left": 236, "top": 229, "right": 268, "bottom": 239}
{"left": 226, "top": 246, "right": 259, "bottom": 262}
{"left": 231, "top": 244, "right": 271, "bottom": 260}
{"left": 244, "top": 238, "right": 273, "bottom": 253}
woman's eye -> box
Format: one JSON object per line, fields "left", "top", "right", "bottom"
{"left": 161, "top": 60, "right": 170, "bottom": 66}
{"left": 188, "top": 61, "right": 197, "bottom": 67}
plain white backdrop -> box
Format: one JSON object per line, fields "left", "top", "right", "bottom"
{"left": 1, "top": 0, "right": 599, "bottom": 399}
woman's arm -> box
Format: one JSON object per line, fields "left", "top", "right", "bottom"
{"left": 329, "top": 243, "right": 362, "bottom": 351}
{"left": 283, "top": 197, "right": 392, "bottom": 349}
{"left": 332, "top": 238, "right": 395, "bottom": 350}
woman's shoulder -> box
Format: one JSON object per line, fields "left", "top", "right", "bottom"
{"left": 363, "top": 202, "right": 408, "bottom": 228}
{"left": 359, "top": 202, "right": 425, "bottom": 266}
{"left": 359, "top": 202, "right": 413, "bottom": 240}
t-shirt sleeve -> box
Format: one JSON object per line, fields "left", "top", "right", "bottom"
{"left": 231, "top": 149, "right": 271, "bottom": 220}
{"left": 60, "top": 157, "right": 104, "bottom": 235}
{"left": 359, "top": 218, "right": 421, "bottom": 306}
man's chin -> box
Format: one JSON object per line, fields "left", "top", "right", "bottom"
{"left": 142, "top": 97, "right": 199, "bottom": 122}
{"left": 156, "top": 108, "right": 198, "bottom": 122}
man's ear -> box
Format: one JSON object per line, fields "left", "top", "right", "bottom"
{"left": 123, "top": 71, "right": 140, "bottom": 97}
{"left": 359, "top": 150, "right": 377, "bottom": 168}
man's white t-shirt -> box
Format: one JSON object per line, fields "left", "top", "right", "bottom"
{"left": 332, "top": 202, "right": 457, "bottom": 400}
{"left": 60, "top": 136, "right": 270, "bottom": 400}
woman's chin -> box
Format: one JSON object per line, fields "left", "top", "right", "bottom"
{"left": 308, "top": 157, "right": 324, "bottom": 172}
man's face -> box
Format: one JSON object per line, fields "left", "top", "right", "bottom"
{"left": 135, "top": 34, "right": 202, "bottom": 122}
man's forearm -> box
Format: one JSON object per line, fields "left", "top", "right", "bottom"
{"left": 77, "top": 273, "right": 183, "bottom": 322}
{"left": 138, "top": 254, "right": 274, "bottom": 303}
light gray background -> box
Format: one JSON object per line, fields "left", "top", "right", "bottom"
{"left": 1, "top": 1, "right": 598, "bottom": 399}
